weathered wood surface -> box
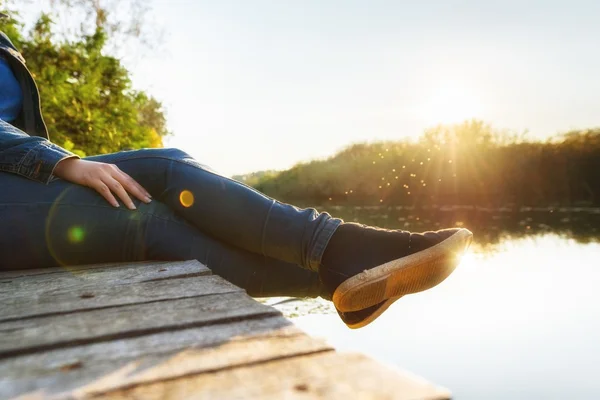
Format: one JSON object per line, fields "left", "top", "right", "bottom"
{"left": 0, "top": 260, "right": 208, "bottom": 279}
{"left": 0, "top": 273, "right": 239, "bottom": 322}
{"left": 0, "top": 291, "right": 279, "bottom": 358}
{"left": 0, "top": 320, "right": 329, "bottom": 398}
{"left": 103, "top": 351, "right": 450, "bottom": 400}
{"left": 0, "top": 260, "right": 451, "bottom": 400}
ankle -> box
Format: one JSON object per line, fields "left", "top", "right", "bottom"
{"left": 320, "top": 223, "right": 362, "bottom": 271}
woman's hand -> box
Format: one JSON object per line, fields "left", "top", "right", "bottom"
{"left": 53, "top": 158, "right": 152, "bottom": 210}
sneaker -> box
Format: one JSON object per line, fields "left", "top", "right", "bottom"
{"left": 320, "top": 224, "right": 473, "bottom": 313}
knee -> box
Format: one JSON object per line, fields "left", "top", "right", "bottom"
{"left": 147, "top": 148, "right": 219, "bottom": 174}
{"left": 119, "top": 147, "right": 217, "bottom": 175}
{"left": 138, "top": 147, "right": 192, "bottom": 161}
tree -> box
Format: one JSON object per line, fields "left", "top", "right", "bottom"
{"left": 2, "top": 0, "right": 160, "bottom": 58}
{"left": 248, "top": 121, "right": 600, "bottom": 207}
{"left": 0, "top": 7, "right": 169, "bottom": 156}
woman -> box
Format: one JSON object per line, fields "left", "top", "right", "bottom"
{"left": 0, "top": 30, "right": 472, "bottom": 329}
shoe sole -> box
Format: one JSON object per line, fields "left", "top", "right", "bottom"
{"left": 341, "top": 296, "right": 401, "bottom": 330}
{"left": 333, "top": 228, "right": 473, "bottom": 312}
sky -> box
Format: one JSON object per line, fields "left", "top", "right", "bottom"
{"left": 22, "top": 1, "right": 600, "bottom": 176}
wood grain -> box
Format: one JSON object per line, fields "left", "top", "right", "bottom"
{"left": 0, "top": 274, "right": 240, "bottom": 322}
{"left": 1, "top": 316, "right": 326, "bottom": 399}
{"left": 100, "top": 351, "right": 451, "bottom": 400}
{"left": 0, "top": 291, "right": 279, "bottom": 358}
{"left": 0, "top": 260, "right": 210, "bottom": 286}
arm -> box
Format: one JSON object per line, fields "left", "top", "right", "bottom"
{"left": 0, "top": 118, "right": 77, "bottom": 184}
{"left": 0, "top": 120, "right": 151, "bottom": 209}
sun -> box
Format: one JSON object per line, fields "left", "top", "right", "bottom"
{"left": 420, "top": 84, "right": 483, "bottom": 125}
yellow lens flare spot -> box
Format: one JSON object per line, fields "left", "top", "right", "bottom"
{"left": 68, "top": 226, "right": 85, "bottom": 243}
{"left": 179, "top": 190, "right": 195, "bottom": 208}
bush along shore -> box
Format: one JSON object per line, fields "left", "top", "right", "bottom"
{"left": 238, "top": 121, "right": 600, "bottom": 208}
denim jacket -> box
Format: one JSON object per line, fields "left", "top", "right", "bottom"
{"left": 0, "top": 31, "right": 77, "bottom": 184}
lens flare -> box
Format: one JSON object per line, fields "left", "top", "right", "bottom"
{"left": 68, "top": 226, "right": 85, "bottom": 243}
{"left": 179, "top": 190, "right": 195, "bottom": 208}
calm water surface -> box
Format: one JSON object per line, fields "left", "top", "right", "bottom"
{"left": 266, "top": 207, "right": 600, "bottom": 399}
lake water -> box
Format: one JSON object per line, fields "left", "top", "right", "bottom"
{"left": 264, "top": 206, "right": 600, "bottom": 400}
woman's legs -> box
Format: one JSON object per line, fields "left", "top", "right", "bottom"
{"left": 0, "top": 171, "right": 323, "bottom": 298}
{"left": 1, "top": 147, "right": 472, "bottom": 328}
{"left": 85, "top": 148, "right": 341, "bottom": 272}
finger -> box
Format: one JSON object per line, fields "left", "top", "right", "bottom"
{"left": 105, "top": 176, "right": 136, "bottom": 210}
{"left": 115, "top": 171, "right": 152, "bottom": 203}
{"left": 108, "top": 165, "right": 151, "bottom": 199}
{"left": 93, "top": 181, "right": 120, "bottom": 208}
{"left": 120, "top": 171, "right": 151, "bottom": 200}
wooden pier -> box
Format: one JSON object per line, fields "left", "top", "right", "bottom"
{"left": 0, "top": 260, "right": 451, "bottom": 399}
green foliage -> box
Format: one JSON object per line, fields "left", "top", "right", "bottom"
{"left": 232, "top": 170, "right": 281, "bottom": 187}
{"left": 252, "top": 120, "right": 600, "bottom": 207}
{"left": 0, "top": 9, "right": 168, "bottom": 156}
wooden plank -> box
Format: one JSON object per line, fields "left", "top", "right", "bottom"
{"left": 0, "top": 262, "right": 135, "bottom": 279}
{"left": 102, "top": 351, "right": 451, "bottom": 400}
{"left": 0, "top": 274, "right": 240, "bottom": 322}
{"left": 0, "top": 316, "right": 329, "bottom": 399}
{"left": 69, "top": 335, "right": 331, "bottom": 399}
{"left": 0, "top": 260, "right": 210, "bottom": 283}
{"left": 0, "top": 291, "right": 279, "bottom": 358}
{"left": 0, "top": 316, "right": 297, "bottom": 378}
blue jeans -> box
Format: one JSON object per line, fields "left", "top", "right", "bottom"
{"left": 0, "top": 148, "right": 341, "bottom": 297}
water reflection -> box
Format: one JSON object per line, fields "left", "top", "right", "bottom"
{"left": 317, "top": 205, "right": 600, "bottom": 248}
{"left": 274, "top": 233, "right": 600, "bottom": 399}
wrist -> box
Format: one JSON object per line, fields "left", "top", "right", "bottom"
{"left": 53, "top": 156, "right": 80, "bottom": 177}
